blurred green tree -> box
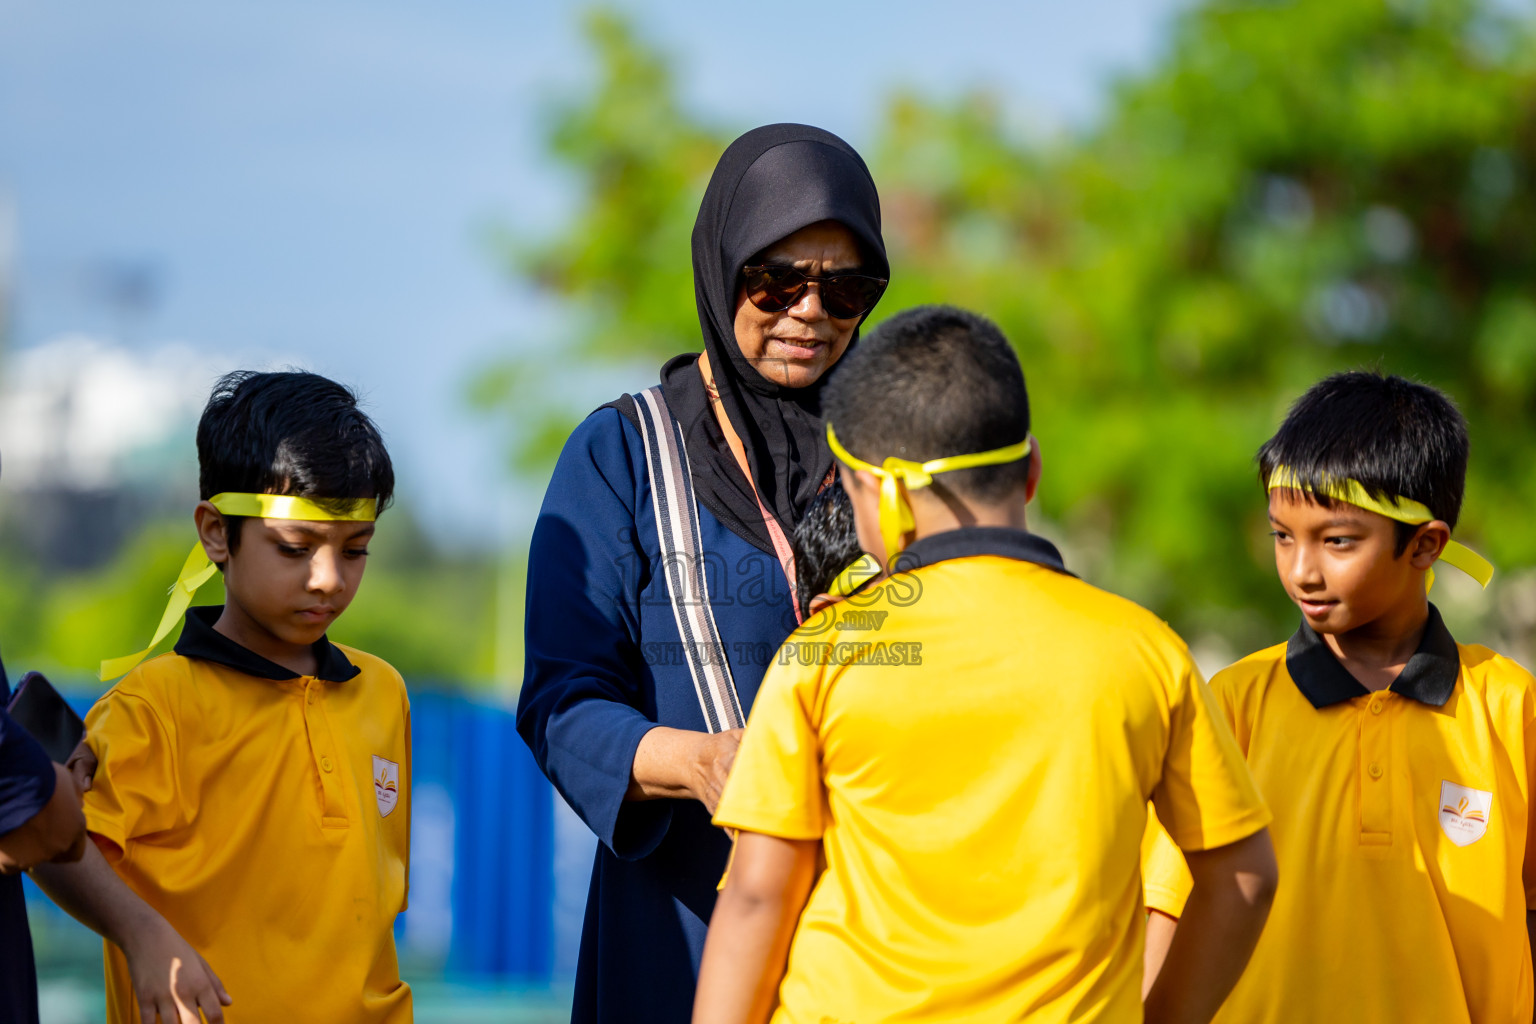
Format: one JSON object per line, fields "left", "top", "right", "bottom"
{"left": 487, "top": 0, "right": 1536, "bottom": 658}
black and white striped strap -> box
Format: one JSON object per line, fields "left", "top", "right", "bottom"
{"left": 632, "top": 386, "right": 744, "bottom": 733}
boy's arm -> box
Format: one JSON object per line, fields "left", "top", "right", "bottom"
{"left": 692, "top": 831, "right": 818, "bottom": 1024}
{"left": 1143, "top": 909, "right": 1177, "bottom": 999}
{"left": 1143, "top": 828, "right": 1277, "bottom": 1024}
{"left": 32, "top": 841, "right": 232, "bottom": 1024}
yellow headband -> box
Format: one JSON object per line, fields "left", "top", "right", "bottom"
{"left": 99, "top": 493, "right": 378, "bottom": 681}
{"left": 826, "top": 424, "right": 1032, "bottom": 564}
{"left": 1266, "top": 467, "right": 1493, "bottom": 590}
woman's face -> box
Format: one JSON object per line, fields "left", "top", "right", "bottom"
{"left": 732, "top": 220, "right": 869, "bottom": 389}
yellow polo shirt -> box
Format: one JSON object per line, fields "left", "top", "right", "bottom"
{"left": 714, "top": 528, "right": 1270, "bottom": 1024}
{"left": 1144, "top": 605, "right": 1536, "bottom": 1023}
{"left": 84, "top": 607, "right": 412, "bottom": 1023}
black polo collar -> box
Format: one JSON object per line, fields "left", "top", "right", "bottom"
{"left": 893, "top": 526, "right": 1074, "bottom": 577}
{"left": 1285, "top": 603, "right": 1460, "bottom": 709}
{"left": 174, "top": 606, "right": 360, "bottom": 683}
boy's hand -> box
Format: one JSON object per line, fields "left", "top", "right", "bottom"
{"left": 690, "top": 728, "right": 743, "bottom": 815}
{"left": 123, "top": 917, "right": 233, "bottom": 1023}
{"left": 66, "top": 738, "right": 97, "bottom": 793}
{"left": 0, "top": 762, "right": 87, "bottom": 874}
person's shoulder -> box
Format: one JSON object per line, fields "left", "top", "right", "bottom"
{"left": 332, "top": 644, "right": 408, "bottom": 699}
{"left": 545, "top": 404, "right": 646, "bottom": 503}
{"left": 1206, "top": 641, "right": 1289, "bottom": 699}
{"left": 1029, "top": 572, "right": 1194, "bottom": 660}
{"left": 100, "top": 652, "right": 196, "bottom": 711}
{"left": 1456, "top": 642, "right": 1536, "bottom": 703}
{"left": 563, "top": 403, "right": 642, "bottom": 460}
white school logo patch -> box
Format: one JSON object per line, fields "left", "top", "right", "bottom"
{"left": 1438, "top": 780, "right": 1491, "bottom": 846}
{"left": 373, "top": 756, "right": 400, "bottom": 817}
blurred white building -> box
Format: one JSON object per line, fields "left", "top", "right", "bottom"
{"left": 0, "top": 335, "right": 232, "bottom": 569}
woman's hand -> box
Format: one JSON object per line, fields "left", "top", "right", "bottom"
{"left": 123, "top": 916, "right": 233, "bottom": 1023}
{"left": 687, "top": 729, "right": 743, "bottom": 815}
{"left": 629, "top": 726, "right": 744, "bottom": 815}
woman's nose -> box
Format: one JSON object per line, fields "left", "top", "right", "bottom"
{"left": 788, "top": 280, "right": 828, "bottom": 321}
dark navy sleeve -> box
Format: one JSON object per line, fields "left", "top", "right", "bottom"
{"left": 0, "top": 706, "right": 55, "bottom": 837}
{"left": 517, "top": 408, "right": 672, "bottom": 860}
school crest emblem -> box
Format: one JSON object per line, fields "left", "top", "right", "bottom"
{"left": 373, "top": 755, "right": 400, "bottom": 817}
{"left": 1438, "top": 780, "right": 1491, "bottom": 846}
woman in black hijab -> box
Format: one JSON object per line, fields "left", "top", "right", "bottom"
{"left": 517, "top": 124, "right": 888, "bottom": 1022}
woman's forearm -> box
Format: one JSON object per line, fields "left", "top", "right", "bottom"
{"left": 30, "top": 840, "right": 162, "bottom": 949}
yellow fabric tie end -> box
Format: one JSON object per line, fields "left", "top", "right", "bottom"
{"left": 99, "top": 492, "right": 378, "bottom": 682}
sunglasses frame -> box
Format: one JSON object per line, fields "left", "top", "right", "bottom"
{"left": 739, "top": 263, "right": 889, "bottom": 320}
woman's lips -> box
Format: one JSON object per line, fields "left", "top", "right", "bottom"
{"left": 771, "top": 336, "right": 824, "bottom": 360}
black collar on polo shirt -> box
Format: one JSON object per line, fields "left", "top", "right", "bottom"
{"left": 893, "top": 526, "right": 1075, "bottom": 577}
{"left": 1285, "top": 603, "right": 1460, "bottom": 709}
{"left": 174, "top": 606, "right": 360, "bottom": 683}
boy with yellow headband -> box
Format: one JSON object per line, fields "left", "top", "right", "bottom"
{"left": 1143, "top": 370, "right": 1535, "bottom": 1024}
{"left": 694, "top": 305, "right": 1277, "bottom": 1024}
{"left": 33, "top": 371, "right": 412, "bottom": 1024}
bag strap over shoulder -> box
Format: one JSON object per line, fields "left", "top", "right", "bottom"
{"left": 632, "top": 386, "right": 745, "bottom": 734}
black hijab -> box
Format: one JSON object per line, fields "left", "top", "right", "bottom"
{"left": 656, "top": 123, "right": 888, "bottom": 555}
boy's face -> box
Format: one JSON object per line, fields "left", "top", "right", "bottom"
{"left": 198, "top": 507, "right": 374, "bottom": 649}
{"left": 1267, "top": 489, "right": 1442, "bottom": 634}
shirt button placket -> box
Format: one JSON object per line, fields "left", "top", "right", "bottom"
{"left": 302, "top": 679, "right": 348, "bottom": 828}
{"left": 1359, "top": 693, "right": 1393, "bottom": 844}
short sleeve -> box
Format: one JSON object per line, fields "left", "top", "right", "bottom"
{"left": 1141, "top": 805, "right": 1193, "bottom": 918}
{"left": 83, "top": 690, "right": 187, "bottom": 860}
{"left": 712, "top": 658, "right": 826, "bottom": 840}
{"left": 1151, "top": 658, "right": 1270, "bottom": 852}
{"left": 0, "top": 706, "right": 56, "bottom": 837}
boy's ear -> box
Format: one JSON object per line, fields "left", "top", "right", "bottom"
{"left": 1407, "top": 520, "right": 1451, "bottom": 570}
{"left": 1024, "top": 435, "right": 1042, "bottom": 504}
{"left": 193, "top": 501, "right": 232, "bottom": 565}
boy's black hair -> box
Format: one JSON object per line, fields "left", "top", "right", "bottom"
{"left": 792, "top": 480, "right": 863, "bottom": 618}
{"left": 823, "top": 304, "right": 1030, "bottom": 503}
{"left": 1257, "top": 370, "right": 1468, "bottom": 554}
{"left": 198, "top": 370, "right": 395, "bottom": 549}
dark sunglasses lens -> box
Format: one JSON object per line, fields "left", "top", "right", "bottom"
{"left": 821, "top": 276, "right": 887, "bottom": 319}
{"left": 743, "top": 267, "right": 805, "bottom": 312}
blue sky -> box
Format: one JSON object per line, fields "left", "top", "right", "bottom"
{"left": 0, "top": 0, "right": 1186, "bottom": 541}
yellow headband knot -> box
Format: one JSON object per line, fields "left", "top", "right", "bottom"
{"left": 826, "top": 424, "right": 1032, "bottom": 564}
{"left": 1266, "top": 466, "right": 1493, "bottom": 591}
{"left": 99, "top": 493, "right": 377, "bottom": 681}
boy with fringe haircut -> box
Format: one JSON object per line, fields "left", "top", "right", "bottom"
{"left": 1144, "top": 370, "right": 1535, "bottom": 1023}
{"left": 34, "top": 371, "right": 412, "bottom": 1024}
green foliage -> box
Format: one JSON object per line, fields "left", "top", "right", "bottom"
{"left": 473, "top": 10, "right": 727, "bottom": 472}
{"left": 486, "top": 0, "right": 1536, "bottom": 655}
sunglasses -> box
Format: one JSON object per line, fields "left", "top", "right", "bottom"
{"left": 740, "top": 264, "right": 889, "bottom": 320}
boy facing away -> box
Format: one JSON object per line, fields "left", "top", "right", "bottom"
{"left": 34, "top": 371, "right": 413, "bottom": 1023}
{"left": 1144, "top": 371, "right": 1535, "bottom": 1023}
{"left": 693, "top": 305, "right": 1279, "bottom": 1024}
